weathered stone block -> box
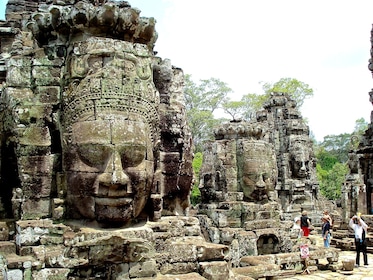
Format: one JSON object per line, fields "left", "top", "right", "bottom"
{"left": 16, "top": 220, "right": 51, "bottom": 246}
{"left": 72, "top": 236, "right": 154, "bottom": 265}
{"left": 0, "top": 222, "right": 10, "bottom": 241}
{"left": 6, "top": 57, "right": 31, "bottom": 87}
{"left": 237, "top": 231, "right": 257, "bottom": 257}
{"left": 154, "top": 273, "right": 207, "bottom": 280}
{"left": 32, "top": 66, "right": 61, "bottom": 86}
{"left": 245, "top": 219, "right": 280, "bottom": 231}
{"left": 163, "top": 240, "right": 198, "bottom": 263}
{"left": 225, "top": 192, "right": 244, "bottom": 202}
{"left": 6, "top": 269, "right": 23, "bottom": 280}
{"left": 19, "top": 155, "right": 54, "bottom": 176}
{"left": 129, "top": 260, "right": 157, "bottom": 278}
{"left": 196, "top": 242, "right": 229, "bottom": 262}
{"left": 32, "top": 268, "right": 70, "bottom": 280}
{"left": 199, "top": 261, "right": 230, "bottom": 280}
{"left": 20, "top": 198, "right": 50, "bottom": 219}
{"left": 160, "top": 152, "right": 180, "bottom": 175}
{"left": 33, "top": 56, "right": 64, "bottom": 67}
{"left": 20, "top": 175, "right": 52, "bottom": 199}
{"left": 159, "top": 262, "right": 198, "bottom": 275}
{"left": 35, "top": 86, "right": 60, "bottom": 104}
{"left": 14, "top": 104, "right": 52, "bottom": 124}
{"left": 5, "top": 87, "right": 35, "bottom": 104}
{"left": 219, "top": 228, "right": 243, "bottom": 244}
{"left": 4, "top": 253, "right": 34, "bottom": 269}
{"left": 0, "top": 241, "right": 16, "bottom": 254}
{"left": 17, "top": 126, "right": 51, "bottom": 146}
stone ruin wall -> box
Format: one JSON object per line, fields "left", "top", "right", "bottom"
{"left": 346, "top": 22, "right": 373, "bottom": 220}
{"left": 0, "top": 1, "right": 342, "bottom": 279}
{"left": 197, "top": 92, "right": 340, "bottom": 265}
{"left": 0, "top": 0, "right": 193, "bottom": 222}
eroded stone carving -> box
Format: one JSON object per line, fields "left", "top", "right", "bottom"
{"left": 0, "top": 1, "right": 342, "bottom": 279}
{"left": 61, "top": 38, "right": 160, "bottom": 225}
{"left": 197, "top": 93, "right": 338, "bottom": 266}
{"left": 0, "top": 0, "right": 193, "bottom": 225}
{"left": 237, "top": 139, "right": 277, "bottom": 202}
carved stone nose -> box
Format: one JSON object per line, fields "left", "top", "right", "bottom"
{"left": 256, "top": 176, "right": 266, "bottom": 188}
{"left": 300, "top": 163, "right": 307, "bottom": 171}
{"left": 96, "top": 150, "right": 132, "bottom": 194}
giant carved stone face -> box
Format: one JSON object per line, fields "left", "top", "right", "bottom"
{"left": 63, "top": 112, "right": 154, "bottom": 225}
{"left": 238, "top": 140, "right": 277, "bottom": 202}
{"left": 289, "top": 138, "right": 310, "bottom": 179}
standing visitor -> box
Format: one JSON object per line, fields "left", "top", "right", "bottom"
{"left": 301, "top": 211, "right": 311, "bottom": 237}
{"left": 321, "top": 215, "right": 331, "bottom": 248}
{"left": 323, "top": 209, "right": 333, "bottom": 226}
{"left": 293, "top": 217, "right": 303, "bottom": 239}
{"left": 349, "top": 214, "right": 369, "bottom": 267}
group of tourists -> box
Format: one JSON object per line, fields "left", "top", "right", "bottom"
{"left": 293, "top": 209, "right": 369, "bottom": 268}
{"left": 292, "top": 210, "right": 314, "bottom": 238}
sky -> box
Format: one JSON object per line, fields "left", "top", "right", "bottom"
{"left": 1, "top": 1, "right": 373, "bottom": 142}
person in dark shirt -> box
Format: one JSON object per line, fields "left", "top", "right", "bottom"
{"left": 301, "top": 210, "right": 311, "bottom": 237}
{"left": 321, "top": 215, "right": 331, "bottom": 247}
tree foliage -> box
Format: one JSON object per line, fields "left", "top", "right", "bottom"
{"left": 221, "top": 77, "right": 314, "bottom": 121}
{"left": 190, "top": 152, "right": 203, "bottom": 205}
{"left": 319, "top": 133, "right": 351, "bottom": 163}
{"left": 315, "top": 118, "right": 369, "bottom": 200}
{"left": 221, "top": 100, "right": 246, "bottom": 121}
{"left": 261, "top": 77, "right": 314, "bottom": 108}
{"left": 317, "top": 162, "right": 348, "bottom": 200}
{"left": 184, "top": 75, "right": 232, "bottom": 152}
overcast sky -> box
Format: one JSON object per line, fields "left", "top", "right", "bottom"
{"left": 1, "top": 0, "right": 373, "bottom": 142}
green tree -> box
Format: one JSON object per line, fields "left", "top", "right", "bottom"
{"left": 315, "top": 146, "right": 339, "bottom": 170}
{"left": 221, "top": 78, "right": 314, "bottom": 122}
{"left": 319, "top": 133, "right": 351, "bottom": 163}
{"left": 315, "top": 118, "right": 368, "bottom": 200}
{"left": 261, "top": 77, "right": 314, "bottom": 108}
{"left": 221, "top": 100, "right": 246, "bottom": 121}
{"left": 350, "top": 117, "right": 368, "bottom": 150}
{"left": 317, "top": 162, "right": 348, "bottom": 200}
{"left": 239, "top": 93, "right": 268, "bottom": 120}
{"left": 184, "top": 75, "right": 232, "bottom": 152}
{"left": 190, "top": 152, "right": 203, "bottom": 205}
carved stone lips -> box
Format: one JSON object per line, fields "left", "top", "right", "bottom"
{"left": 95, "top": 197, "right": 132, "bottom": 206}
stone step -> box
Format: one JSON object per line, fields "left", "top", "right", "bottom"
{"left": 0, "top": 241, "right": 16, "bottom": 255}
{"left": 4, "top": 253, "right": 35, "bottom": 269}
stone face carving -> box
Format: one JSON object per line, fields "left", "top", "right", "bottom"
{"left": 197, "top": 92, "right": 334, "bottom": 263}
{"left": 61, "top": 38, "right": 159, "bottom": 225}
{"left": 237, "top": 139, "right": 277, "bottom": 202}
{"left": 0, "top": 0, "right": 193, "bottom": 225}
{"left": 347, "top": 24, "right": 373, "bottom": 218}
{"left": 256, "top": 93, "right": 322, "bottom": 219}
{"left": 288, "top": 135, "right": 311, "bottom": 179}
{"left": 0, "top": 1, "right": 342, "bottom": 279}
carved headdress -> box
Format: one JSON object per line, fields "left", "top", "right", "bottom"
{"left": 62, "top": 38, "right": 160, "bottom": 143}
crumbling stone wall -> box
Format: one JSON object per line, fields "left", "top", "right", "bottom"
{"left": 0, "top": 0, "right": 193, "bottom": 223}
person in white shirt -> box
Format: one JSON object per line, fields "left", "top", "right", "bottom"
{"left": 349, "top": 215, "right": 369, "bottom": 267}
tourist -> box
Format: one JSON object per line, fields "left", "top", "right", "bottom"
{"left": 349, "top": 214, "right": 369, "bottom": 267}
{"left": 323, "top": 209, "right": 333, "bottom": 226}
{"left": 321, "top": 215, "right": 331, "bottom": 248}
{"left": 293, "top": 217, "right": 303, "bottom": 238}
{"left": 300, "top": 211, "right": 311, "bottom": 237}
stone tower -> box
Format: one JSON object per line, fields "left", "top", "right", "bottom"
{"left": 0, "top": 0, "right": 193, "bottom": 225}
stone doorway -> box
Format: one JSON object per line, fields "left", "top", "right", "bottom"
{"left": 257, "top": 234, "right": 280, "bottom": 255}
